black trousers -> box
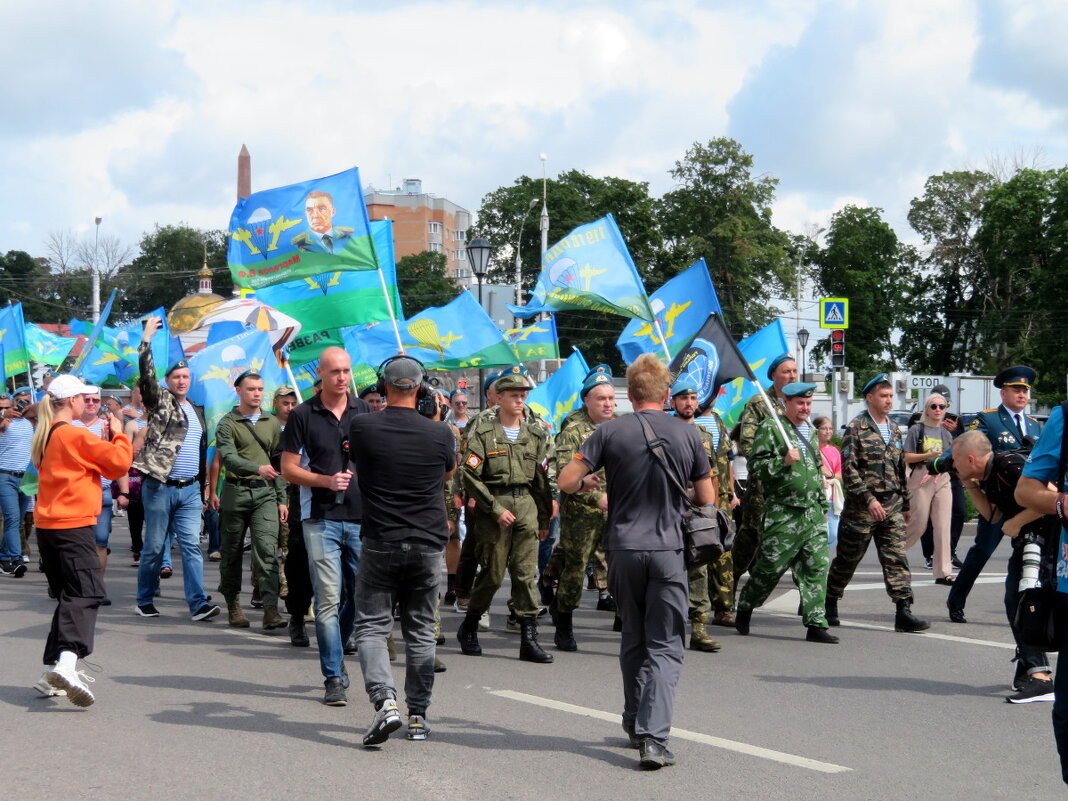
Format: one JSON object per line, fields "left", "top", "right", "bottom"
{"left": 283, "top": 515, "right": 312, "bottom": 617}
{"left": 456, "top": 507, "right": 480, "bottom": 598}
{"left": 38, "top": 526, "right": 105, "bottom": 665}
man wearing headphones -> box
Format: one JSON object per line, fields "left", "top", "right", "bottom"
{"left": 348, "top": 356, "right": 456, "bottom": 745}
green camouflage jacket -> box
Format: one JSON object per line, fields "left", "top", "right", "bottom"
{"left": 132, "top": 341, "right": 207, "bottom": 490}
{"left": 696, "top": 412, "right": 732, "bottom": 511}
{"left": 748, "top": 416, "right": 825, "bottom": 510}
{"left": 554, "top": 408, "right": 609, "bottom": 515}
{"left": 737, "top": 392, "right": 787, "bottom": 457}
{"left": 840, "top": 411, "right": 909, "bottom": 512}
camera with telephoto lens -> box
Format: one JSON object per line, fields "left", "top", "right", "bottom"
{"left": 1018, "top": 531, "right": 1045, "bottom": 593}
{"left": 928, "top": 452, "right": 955, "bottom": 476}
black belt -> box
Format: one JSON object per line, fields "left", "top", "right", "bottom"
{"left": 164, "top": 477, "right": 199, "bottom": 488}
{"left": 490, "top": 486, "right": 529, "bottom": 497}
{"left": 226, "top": 478, "right": 270, "bottom": 489}
{"left": 0, "top": 469, "right": 25, "bottom": 478}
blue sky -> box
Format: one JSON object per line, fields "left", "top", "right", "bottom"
{"left": 3, "top": 0, "right": 1067, "bottom": 267}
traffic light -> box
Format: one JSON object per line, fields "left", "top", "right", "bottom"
{"left": 830, "top": 329, "right": 846, "bottom": 367}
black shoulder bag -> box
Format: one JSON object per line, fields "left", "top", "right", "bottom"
{"left": 635, "top": 412, "right": 734, "bottom": 569}
{"left": 1013, "top": 401, "right": 1068, "bottom": 651}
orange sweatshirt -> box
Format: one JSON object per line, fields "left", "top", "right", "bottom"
{"left": 34, "top": 424, "right": 134, "bottom": 530}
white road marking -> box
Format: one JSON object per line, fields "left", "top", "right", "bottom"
{"left": 489, "top": 689, "right": 851, "bottom": 774}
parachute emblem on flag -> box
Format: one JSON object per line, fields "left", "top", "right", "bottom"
{"left": 674, "top": 337, "right": 721, "bottom": 407}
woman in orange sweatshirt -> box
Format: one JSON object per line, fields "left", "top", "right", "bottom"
{"left": 33, "top": 374, "right": 132, "bottom": 707}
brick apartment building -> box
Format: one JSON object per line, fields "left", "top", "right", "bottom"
{"left": 364, "top": 178, "right": 473, "bottom": 287}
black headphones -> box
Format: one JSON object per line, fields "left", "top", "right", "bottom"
{"left": 376, "top": 355, "right": 438, "bottom": 417}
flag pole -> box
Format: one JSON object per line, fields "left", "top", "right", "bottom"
{"left": 277, "top": 348, "right": 303, "bottom": 404}
{"left": 376, "top": 267, "right": 404, "bottom": 354}
{"left": 651, "top": 318, "right": 673, "bottom": 362}
{"left": 751, "top": 379, "right": 792, "bottom": 450}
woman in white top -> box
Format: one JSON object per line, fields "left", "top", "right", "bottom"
{"left": 903, "top": 393, "right": 955, "bottom": 584}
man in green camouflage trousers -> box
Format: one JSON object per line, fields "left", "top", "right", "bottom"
{"left": 670, "top": 378, "right": 731, "bottom": 652}
{"left": 732, "top": 353, "right": 796, "bottom": 595}
{"left": 551, "top": 370, "right": 616, "bottom": 650}
{"left": 825, "top": 374, "right": 929, "bottom": 633}
{"left": 735, "top": 383, "right": 837, "bottom": 643}
{"left": 456, "top": 369, "right": 555, "bottom": 663}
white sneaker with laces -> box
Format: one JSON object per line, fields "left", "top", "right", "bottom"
{"left": 479, "top": 612, "right": 490, "bottom": 631}
{"left": 33, "top": 670, "right": 66, "bottom": 697}
{"left": 45, "top": 665, "right": 95, "bottom": 707}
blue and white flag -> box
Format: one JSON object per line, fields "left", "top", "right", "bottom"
{"left": 526, "top": 350, "right": 590, "bottom": 435}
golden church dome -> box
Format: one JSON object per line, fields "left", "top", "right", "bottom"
{"left": 167, "top": 261, "right": 226, "bottom": 334}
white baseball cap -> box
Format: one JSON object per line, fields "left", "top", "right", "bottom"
{"left": 47, "top": 374, "right": 101, "bottom": 399}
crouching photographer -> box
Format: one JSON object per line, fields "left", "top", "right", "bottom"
{"left": 932, "top": 430, "right": 1056, "bottom": 703}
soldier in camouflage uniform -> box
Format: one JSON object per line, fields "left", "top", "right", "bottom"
{"left": 551, "top": 369, "right": 616, "bottom": 651}
{"left": 734, "top": 383, "right": 838, "bottom": 643}
{"left": 825, "top": 373, "right": 929, "bottom": 633}
{"left": 695, "top": 401, "right": 737, "bottom": 628}
{"left": 456, "top": 368, "right": 555, "bottom": 663}
{"left": 732, "top": 353, "right": 796, "bottom": 598}
{"left": 670, "top": 376, "right": 731, "bottom": 652}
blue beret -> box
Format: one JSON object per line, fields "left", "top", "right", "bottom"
{"left": 781, "top": 382, "right": 816, "bottom": 398}
{"left": 233, "top": 369, "right": 261, "bottom": 388}
{"left": 13, "top": 386, "right": 30, "bottom": 397}
{"left": 671, "top": 373, "right": 701, "bottom": 397}
{"left": 585, "top": 363, "right": 612, "bottom": 381}
{"left": 165, "top": 360, "right": 189, "bottom": 377}
{"left": 581, "top": 372, "right": 614, "bottom": 399}
{"left": 861, "top": 373, "right": 891, "bottom": 396}
{"left": 766, "top": 353, "right": 795, "bottom": 381}
{"left": 993, "top": 365, "right": 1036, "bottom": 389}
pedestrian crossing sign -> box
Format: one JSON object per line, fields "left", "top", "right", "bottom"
{"left": 819, "top": 298, "right": 848, "bottom": 329}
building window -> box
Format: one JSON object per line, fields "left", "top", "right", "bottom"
{"left": 428, "top": 242, "right": 442, "bottom": 253}
{"left": 456, "top": 249, "right": 466, "bottom": 260}
{"left": 454, "top": 230, "right": 466, "bottom": 241}
{"left": 428, "top": 222, "right": 442, "bottom": 234}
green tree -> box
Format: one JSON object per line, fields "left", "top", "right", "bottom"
{"left": 658, "top": 138, "right": 794, "bottom": 335}
{"left": 116, "top": 225, "right": 228, "bottom": 320}
{"left": 0, "top": 250, "right": 59, "bottom": 321}
{"left": 471, "top": 169, "right": 663, "bottom": 369}
{"left": 901, "top": 170, "right": 996, "bottom": 374}
{"left": 395, "top": 250, "right": 460, "bottom": 313}
{"left": 813, "top": 205, "right": 915, "bottom": 375}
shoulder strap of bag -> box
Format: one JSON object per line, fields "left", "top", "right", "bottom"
{"left": 240, "top": 417, "right": 276, "bottom": 466}
{"left": 635, "top": 412, "right": 698, "bottom": 511}
{"left": 42, "top": 421, "right": 68, "bottom": 462}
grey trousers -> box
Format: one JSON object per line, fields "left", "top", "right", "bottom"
{"left": 607, "top": 548, "right": 687, "bottom": 744}
{"left": 353, "top": 539, "right": 442, "bottom": 713}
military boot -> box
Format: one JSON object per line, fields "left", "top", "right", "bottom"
{"left": 538, "top": 574, "right": 556, "bottom": 609}
{"left": 519, "top": 619, "right": 554, "bottom": 663}
{"left": 227, "top": 600, "right": 250, "bottom": 628}
{"left": 288, "top": 615, "right": 310, "bottom": 647}
{"left": 457, "top": 612, "right": 482, "bottom": 656}
{"left": 263, "top": 605, "right": 286, "bottom": 630}
{"left": 894, "top": 599, "right": 930, "bottom": 633}
{"left": 554, "top": 611, "right": 578, "bottom": 651}
{"left": 734, "top": 608, "right": 752, "bottom": 636}
{"left": 825, "top": 597, "right": 840, "bottom": 627}
{"left": 688, "top": 614, "right": 722, "bottom": 652}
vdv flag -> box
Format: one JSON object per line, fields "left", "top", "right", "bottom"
{"left": 345, "top": 291, "right": 516, "bottom": 370}
{"left": 228, "top": 167, "right": 378, "bottom": 291}
{"left": 258, "top": 219, "right": 402, "bottom": 360}
{"left": 0, "top": 303, "right": 28, "bottom": 376}
{"left": 25, "top": 324, "right": 77, "bottom": 367}
{"left": 669, "top": 313, "right": 753, "bottom": 412}
{"left": 526, "top": 350, "right": 589, "bottom": 435}
{"left": 79, "top": 344, "right": 136, "bottom": 388}
{"left": 188, "top": 330, "right": 287, "bottom": 450}
{"left": 712, "top": 319, "right": 789, "bottom": 429}
{"left": 617, "top": 259, "right": 722, "bottom": 364}
{"left": 506, "top": 315, "right": 560, "bottom": 362}
{"left": 507, "top": 214, "right": 655, "bottom": 322}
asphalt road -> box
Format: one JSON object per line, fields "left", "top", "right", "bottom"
{"left": 2, "top": 518, "right": 1062, "bottom": 800}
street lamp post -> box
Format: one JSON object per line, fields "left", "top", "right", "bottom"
{"left": 513, "top": 197, "right": 539, "bottom": 329}
{"left": 91, "top": 216, "right": 102, "bottom": 323}
{"left": 467, "top": 236, "right": 493, "bottom": 405}
{"left": 797, "top": 327, "right": 810, "bottom": 381}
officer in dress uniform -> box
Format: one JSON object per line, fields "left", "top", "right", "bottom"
{"left": 947, "top": 365, "right": 1042, "bottom": 623}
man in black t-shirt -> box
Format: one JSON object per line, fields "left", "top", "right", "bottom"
{"left": 348, "top": 356, "right": 456, "bottom": 746}
{"left": 281, "top": 347, "right": 371, "bottom": 708}
{"left": 559, "top": 354, "right": 713, "bottom": 771}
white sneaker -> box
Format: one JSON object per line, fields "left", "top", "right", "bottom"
{"left": 479, "top": 612, "right": 490, "bottom": 631}
{"left": 33, "top": 670, "right": 66, "bottom": 697}
{"left": 44, "top": 664, "right": 95, "bottom": 707}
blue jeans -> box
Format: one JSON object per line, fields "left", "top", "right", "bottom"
{"left": 203, "top": 506, "right": 220, "bottom": 554}
{"left": 0, "top": 472, "right": 29, "bottom": 560}
{"left": 137, "top": 479, "right": 208, "bottom": 614}
{"left": 947, "top": 515, "right": 1004, "bottom": 610}
{"left": 303, "top": 518, "right": 361, "bottom": 680}
{"left": 354, "top": 539, "right": 441, "bottom": 712}
{"left": 94, "top": 492, "right": 113, "bottom": 548}
{"left": 826, "top": 509, "right": 839, "bottom": 552}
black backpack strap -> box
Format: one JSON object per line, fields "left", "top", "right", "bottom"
{"left": 635, "top": 412, "right": 697, "bottom": 511}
